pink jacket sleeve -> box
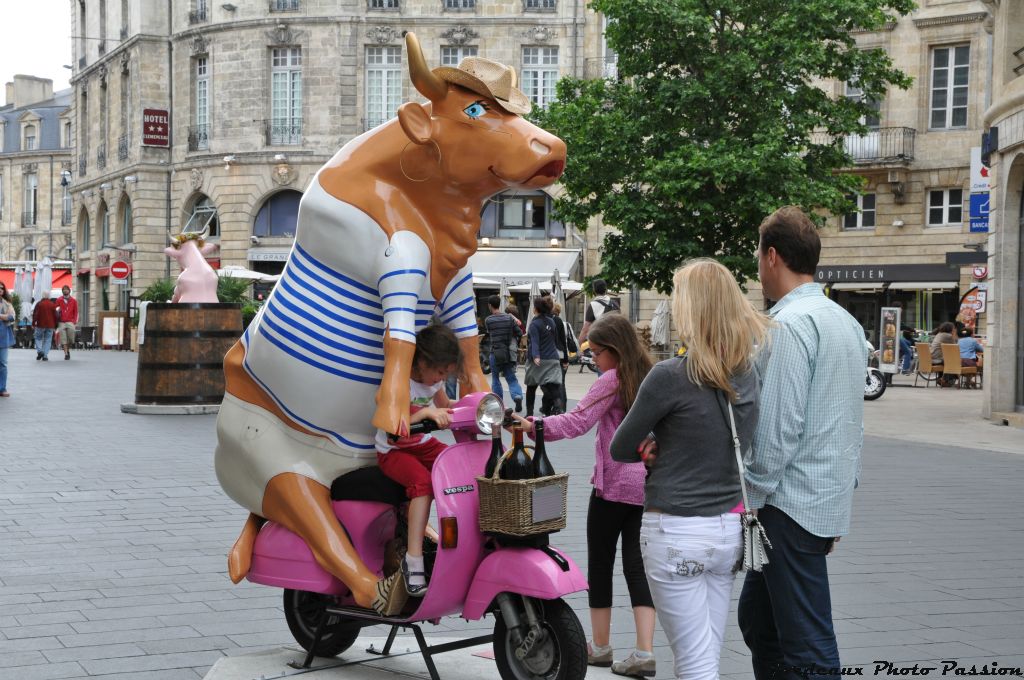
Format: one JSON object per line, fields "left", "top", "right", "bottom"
{"left": 535, "top": 371, "right": 617, "bottom": 442}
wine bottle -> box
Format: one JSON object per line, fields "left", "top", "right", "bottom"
{"left": 485, "top": 422, "right": 504, "bottom": 478}
{"left": 532, "top": 419, "right": 555, "bottom": 478}
{"left": 500, "top": 425, "right": 534, "bottom": 480}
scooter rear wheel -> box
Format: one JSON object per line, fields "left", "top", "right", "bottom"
{"left": 283, "top": 589, "right": 361, "bottom": 658}
{"left": 493, "top": 597, "right": 587, "bottom": 680}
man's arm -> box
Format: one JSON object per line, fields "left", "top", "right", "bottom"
{"left": 745, "top": 321, "right": 814, "bottom": 509}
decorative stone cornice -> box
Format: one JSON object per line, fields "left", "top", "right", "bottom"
{"left": 266, "top": 22, "right": 304, "bottom": 45}
{"left": 98, "top": 64, "right": 108, "bottom": 88}
{"left": 191, "top": 35, "right": 209, "bottom": 55}
{"left": 441, "top": 25, "right": 479, "bottom": 45}
{"left": 367, "top": 25, "right": 400, "bottom": 45}
{"left": 522, "top": 25, "right": 556, "bottom": 43}
{"left": 912, "top": 12, "right": 988, "bottom": 28}
{"left": 119, "top": 50, "right": 130, "bottom": 74}
{"left": 851, "top": 21, "right": 896, "bottom": 34}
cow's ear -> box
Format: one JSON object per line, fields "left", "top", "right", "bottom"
{"left": 200, "top": 242, "right": 219, "bottom": 257}
{"left": 397, "top": 102, "right": 433, "bottom": 145}
{"left": 163, "top": 246, "right": 177, "bottom": 258}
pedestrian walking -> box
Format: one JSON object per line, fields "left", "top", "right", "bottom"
{"left": 524, "top": 295, "right": 563, "bottom": 417}
{"left": 32, "top": 296, "right": 59, "bottom": 361}
{"left": 578, "top": 278, "right": 619, "bottom": 343}
{"left": 611, "top": 258, "right": 769, "bottom": 680}
{"left": 739, "top": 206, "right": 867, "bottom": 680}
{"left": 0, "top": 282, "right": 16, "bottom": 397}
{"left": 484, "top": 295, "right": 524, "bottom": 412}
{"left": 514, "top": 312, "right": 657, "bottom": 678}
{"left": 551, "top": 301, "right": 577, "bottom": 409}
{"left": 55, "top": 285, "right": 78, "bottom": 361}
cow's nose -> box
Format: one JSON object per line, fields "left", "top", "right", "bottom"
{"left": 530, "top": 139, "right": 551, "bottom": 156}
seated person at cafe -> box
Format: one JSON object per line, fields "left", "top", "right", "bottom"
{"left": 957, "top": 328, "right": 984, "bottom": 368}
{"left": 930, "top": 322, "right": 958, "bottom": 387}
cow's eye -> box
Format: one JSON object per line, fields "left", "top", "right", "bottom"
{"left": 463, "top": 101, "right": 488, "bottom": 119}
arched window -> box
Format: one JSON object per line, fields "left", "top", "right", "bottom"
{"left": 253, "top": 190, "right": 301, "bottom": 237}
{"left": 118, "top": 196, "right": 133, "bottom": 244}
{"left": 184, "top": 194, "right": 219, "bottom": 237}
{"left": 98, "top": 201, "right": 110, "bottom": 245}
{"left": 78, "top": 209, "right": 91, "bottom": 251}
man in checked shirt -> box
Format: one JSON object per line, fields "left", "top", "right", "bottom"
{"left": 739, "top": 206, "right": 867, "bottom": 680}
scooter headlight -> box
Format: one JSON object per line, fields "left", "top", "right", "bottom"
{"left": 476, "top": 394, "right": 505, "bottom": 434}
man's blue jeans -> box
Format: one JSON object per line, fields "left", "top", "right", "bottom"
{"left": 489, "top": 356, "right": 523, "bottom": 402}
{"left": 34, "top": 328, "right": 53, "bottom": 356}
{"left": 738, "top": 506, "right": 840, "bottom": 680}
{"left": 899, "top": 337, "right": 913, "bottom": 372}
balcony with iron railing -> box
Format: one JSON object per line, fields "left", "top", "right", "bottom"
{"left": 585, "top": 56, "right": 619, "bottom": 80}
{"left": 189, "top": 9, "right": 208, "bottom": 24}
{"left": 264, "top": 119, "right": 302, "bottom": 146}
{"left": 270, "top": 0, "right": 300, "bottom": 10}
{"left": 118, "top": 134, "right": 129, "bottom": 161}
{"left": 188, "top": 125, "right": 210, "bottom": 151}
{"left": 809, "top": 126, "right": 915, "bottom": 165}
{"left": 22, "top": 211, "right": 37, "bottom": 227}
{"left": 96, "top": 142, "right": 107, "bottom": 169}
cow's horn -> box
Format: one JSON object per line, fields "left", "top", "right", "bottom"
{"left": 404, "top": 31, "right": 447, "bottom": 102}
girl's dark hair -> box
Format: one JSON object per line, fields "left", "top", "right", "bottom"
{"left": 414, "top": 324, "right": 461, "bottom": 368}
{"left": 586, "top": 314, "right": 653, "bottom": 413}
{"left": 0, "top": 283, "right": 9, "bottom": 302}
{"left": 533, "top": 295, "right": 553, "bottom": 315}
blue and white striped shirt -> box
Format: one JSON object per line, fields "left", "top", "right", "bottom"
{"left": 746, "top": 283, "right": 867, "bottom": 537}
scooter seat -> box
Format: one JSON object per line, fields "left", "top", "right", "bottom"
{"left": 331, "top": 466, "right": 407, "bottom": 506}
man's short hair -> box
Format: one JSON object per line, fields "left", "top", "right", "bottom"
{"left": 487, "top": 295, "right": 501, "bottom": 310}
{"left": 758, "top": 206, "right": 821, "bottom": 276}
{"left": 592, "top": 278, "right": 608, "bottom": 295}
{"left": 62, "top": 285, "right": 71, "bottom": 293}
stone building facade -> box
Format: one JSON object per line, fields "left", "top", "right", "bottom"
{"left": 69, "top": 0, "right": 606, "bottom": 329}
{"left": 0, "top": 76, "right": 74, "bottom": 270}
{"left": 979, "top": 0, "right": 1024, "bottom": 420}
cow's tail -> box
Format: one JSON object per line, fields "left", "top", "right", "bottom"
{"left": 228, "top": 513, "right": 265, "bottom": 583}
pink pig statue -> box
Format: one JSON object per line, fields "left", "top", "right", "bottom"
{"left": 164, "top": 232, "right": 220, "bottom": 303}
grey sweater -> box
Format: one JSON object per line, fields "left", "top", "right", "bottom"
{"left": 610, "top": 356, "right": 760, "bottom": 517}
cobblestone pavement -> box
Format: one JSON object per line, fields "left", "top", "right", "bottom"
{"left": 0, "top": 348, "right": 1022, "bottom": 679}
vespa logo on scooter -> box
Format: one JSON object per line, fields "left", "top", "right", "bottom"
{"left": 443, "top": 484, "right": 475, "bottom": 495}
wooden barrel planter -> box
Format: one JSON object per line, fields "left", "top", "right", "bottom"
{"left": 134, "top": 303, "right": 243, "bottom": 405}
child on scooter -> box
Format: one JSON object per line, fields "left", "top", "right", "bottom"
{"left": 511, "top": 313, "right": 658, "bottom": 679}
{"left": 375, "top": 324, "right": 460, "bottom": 599}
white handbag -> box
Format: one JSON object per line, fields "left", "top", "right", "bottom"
{"left": 727, "top": 401, "right": 773, "bottom": 572}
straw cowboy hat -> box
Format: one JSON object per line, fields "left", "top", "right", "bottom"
{"left": 433, "top": 57, "right": 532, "bottom": 116}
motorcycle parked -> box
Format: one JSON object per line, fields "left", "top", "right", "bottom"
{"left": 576, "top": 341, "right": 598, "bottom": 374}
{"left": 865, "top": 341, "right": 886, "bottom": 401}
{"left": 246, "top": 392, "right": 589, "bottom": 680}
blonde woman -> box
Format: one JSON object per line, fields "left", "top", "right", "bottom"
{"left": 610, "top": 258, "right": 770, "bottom": 680}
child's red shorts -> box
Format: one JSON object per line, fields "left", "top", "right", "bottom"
{"left": 377, "top": 437, "right": 448, "bottom": 499}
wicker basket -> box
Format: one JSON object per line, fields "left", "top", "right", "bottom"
{"left": 477, "top": 448, "right": 568, "bottom": 537}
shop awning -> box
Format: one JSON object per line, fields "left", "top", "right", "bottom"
{"left": 829, "top": 282, "right": 885, "bottom": 292}
{"left": 0, "top": 269, "right": 73, "bottom": 294}
{"left": 887, "top": 281, "right": 958, "bottom": 291}
{"left": 469, "top": 247, "right": 581, "bottom": 284}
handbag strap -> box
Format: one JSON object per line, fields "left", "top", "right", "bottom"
{"left": 726, "top": 400, "right": 752, "bottom": 515}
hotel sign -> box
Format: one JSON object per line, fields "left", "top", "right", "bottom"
{"left": 142, "top": 109, "right": 170, "bottom": 147}
{"left": 816, "top": 264, "right": 957, "bottom": 283}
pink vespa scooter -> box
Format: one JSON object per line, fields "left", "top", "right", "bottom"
{"left": 246, "top": 392, "right": 589, "bottom": 680}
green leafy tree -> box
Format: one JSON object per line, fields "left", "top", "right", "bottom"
{"left": 139, "top": 279, "right": 176, "bottom": 303}
{"left": 532, "top": 0, "right": 914, "bottom": 293}
{"left": 217, "top": 276, "right": 252, "bottom": 304}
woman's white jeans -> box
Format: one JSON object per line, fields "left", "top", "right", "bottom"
{"left": 640, "top": 512, "right": 743, "bottom": 680}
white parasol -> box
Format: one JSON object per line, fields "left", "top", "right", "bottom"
{"left": 14, "top": 267, "right": 33, "bottom": 322}
{"left": 217, "top": 265, "right": 280, "bottom": 282}
{"left": 525, "top": 278, "right": 541, "bottom": 331}
{"left": 498, "top": 277, "right": 509, "bottom": 310}
{"left": 650, "top": 299, "right": 673, "bottom": 347}
{"left": 32, "top": 256, "right": 53, "bottom": 304}
{"left": 550, "top": 268, "right": 566, "bottom": 312}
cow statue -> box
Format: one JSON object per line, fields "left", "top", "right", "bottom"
{"left": 215, "top": 32, "right": 566, "bottom": 612}
{"left": 164, "top": 229, "right": 220, "bottom": 303}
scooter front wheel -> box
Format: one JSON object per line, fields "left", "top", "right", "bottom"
{"left": 864, "top": 368, "right": 887, "bottom": 401}
{"left": 283, "top": 589, "right": 361, "bottom": 658}
{"left": 493, "top": 597, "right": 587, "bottom": 680}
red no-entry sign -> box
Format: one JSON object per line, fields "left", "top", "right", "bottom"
{"left": 111, "top": 261, "right": 131, "bottom": 280}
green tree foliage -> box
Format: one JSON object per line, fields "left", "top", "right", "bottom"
{"left": 216, "top": 276, "right": 252, "bottom": 304}
{"left": 532, "top": 0, "right": 914, "bottom": 292}
{"left": 139, "top": 279, "right": 176, "bottom": 303}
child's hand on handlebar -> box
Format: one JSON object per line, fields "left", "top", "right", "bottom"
{"left": 412, "top": 407, "right": 454, "bottom": 429}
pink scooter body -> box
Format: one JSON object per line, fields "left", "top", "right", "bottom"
{"left": 247, "top": 392, "right": 588, "bottom": 622}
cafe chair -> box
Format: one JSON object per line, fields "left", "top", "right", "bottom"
{"left": 939, "top": 343, "right": 978, "bottom": 389}
{"left": 914, "top": 342, "right": 943, "bottom": 388}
